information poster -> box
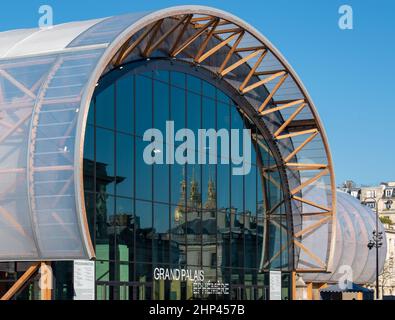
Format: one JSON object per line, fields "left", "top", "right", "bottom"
{"left": 73, "top": 260, "right": 95, "bottom": 300}
{"left": 269, "top": 271, "right": 282, "bottom": 300}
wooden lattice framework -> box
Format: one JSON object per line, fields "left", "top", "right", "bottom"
{"left": 0, "top": 7, "right": 336, "bottom": 278}
{"left": 102, "top": 11, "right": 336, "bottom": 273}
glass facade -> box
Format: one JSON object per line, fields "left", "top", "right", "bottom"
{"left": 82, "top": 64, "right": 291, "bottom": 300}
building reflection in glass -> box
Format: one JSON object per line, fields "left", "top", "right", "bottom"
{"left": 81, "top": 67, "right": 290, "bottom": 300}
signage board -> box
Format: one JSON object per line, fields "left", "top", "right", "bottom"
{"left": 269, "top": 270, "right": 282, "bottom": 300}
{"left": 73, "top": 260, "right": 95, "bottom": 300}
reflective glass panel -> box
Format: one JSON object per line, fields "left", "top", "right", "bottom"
{"left": 84, "top": 66, "right": 290, "bottom": 300}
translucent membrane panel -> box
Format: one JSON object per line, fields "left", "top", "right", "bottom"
{"left": 0, "top": 55, "right": 54, "bottom": 260}
{"left": 302, "top": 192, "right": 387, "bottom": 284}
{"left": 68, "top": 13, "right": 149, "bottom": 48}
{"left": 0, "top": 47, "right": 104, "bottom": 261}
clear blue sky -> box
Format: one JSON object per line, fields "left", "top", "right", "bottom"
{"left": 0, "top": 0, "right": 394, "bottom": 186}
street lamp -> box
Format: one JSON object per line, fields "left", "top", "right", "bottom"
{"left": 365, "top": 197, "right": 391, "bottom": 299}
{"left": 368, "top": 229, "right": 383, "bottom": 300}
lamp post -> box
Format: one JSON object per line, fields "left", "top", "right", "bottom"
{"left": 366, "top": 197, "right": 391, "bottom": 299}
{"left": 368, "top": 229, "right": 383, "bottom": 300}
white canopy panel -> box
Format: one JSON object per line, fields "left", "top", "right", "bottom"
{"left": 0, "top": 19, "right": 105, "bottom": 59}
{"left": 303, "top": 191, "right": 387, "bottom": 284}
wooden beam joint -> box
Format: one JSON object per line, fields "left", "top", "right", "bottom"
{"left": 1, "top": 263, "right": 40, "bottom": 300}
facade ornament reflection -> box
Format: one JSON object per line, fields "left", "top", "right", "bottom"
{"left": 96, "top": 184, "right": 109, "bottom": 238}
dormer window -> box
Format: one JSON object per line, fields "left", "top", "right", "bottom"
{"left": 367, "top": 190, "right": 376, "bottom": 198}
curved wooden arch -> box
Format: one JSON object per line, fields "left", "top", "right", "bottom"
{"left": 75, "top": 7, "right": 336, "bottom": 272}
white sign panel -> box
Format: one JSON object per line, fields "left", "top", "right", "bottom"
{"left": 73, "top": 260, "right": 95, "bottom": 300}
{"left": 269, "top": 270, "right": 282, "bottom": 300}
